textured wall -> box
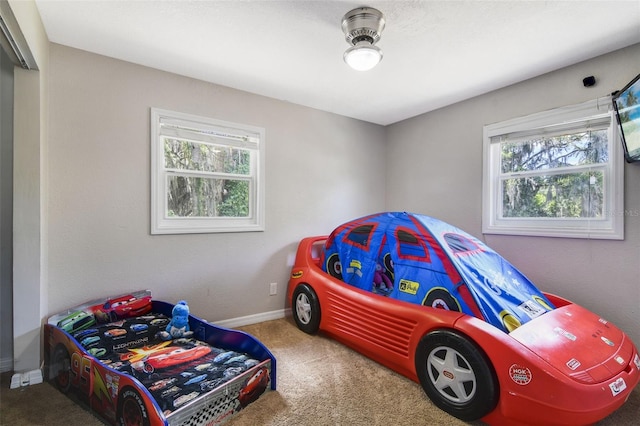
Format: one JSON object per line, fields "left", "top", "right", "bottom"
{"left": 1, "top": 46, "right": 14, "bottom": 371}
{"left": 386, "top": 43, "right": 640, "bottom": 344}
{"left": 46, "top": 44, "right": 386, "bottom": 322}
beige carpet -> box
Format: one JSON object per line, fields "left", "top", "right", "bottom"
{"left": 231, "top": 318, "right": 475, "bottom": 426}
{"left": 1, "top": 317, "right": 639, "bottom": 425}
{"left": 231, "top": 318, "right": 639, "bottom": 426}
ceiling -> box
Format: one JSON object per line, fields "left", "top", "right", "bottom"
{"left": 34, "top": 0, "right": 640, "bottom": 126}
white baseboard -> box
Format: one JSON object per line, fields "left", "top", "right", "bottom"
{"left": 213, "top": 309, "right": 288, "bottom": 328}
{"left": 0, "top": 356, "right": 13, "bottom": 373}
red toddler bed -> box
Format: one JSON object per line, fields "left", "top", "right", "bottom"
{"left": 44, "top": 290, "right": 276, "bottom": 426}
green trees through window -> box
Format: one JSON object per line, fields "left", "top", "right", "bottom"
{"left": 151, "top": 108, "right": 264, "bottom": 234}
{"left": 500, "top": 130, "right": 607, "bottom": 219}
{"left": 482, "top": 98, "right": 623, "bottom": 239}
{"left": 164, "top": 139, "right": 250, "bottom": 218}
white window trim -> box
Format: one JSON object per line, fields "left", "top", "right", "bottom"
{"left": 151, "top": 108, "right": 265, "bottom": 234}
{"left": 482, "top": 98, "right": 624, "bottom": 240}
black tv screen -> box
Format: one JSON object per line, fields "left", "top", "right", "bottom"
{"left": 613, "top": 72, "right": 640, "bottom": 163}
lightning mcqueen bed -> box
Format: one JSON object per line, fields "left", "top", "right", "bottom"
{"left": 44, "top": 291, "right": 276, "bottom": 426}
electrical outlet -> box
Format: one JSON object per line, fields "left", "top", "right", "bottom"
{"left": 269, "top": 282, "right": 277, "bottom": 296}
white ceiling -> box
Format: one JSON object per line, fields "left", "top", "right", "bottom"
{"left": 34, "top": 0, "right": 640, "bottom": 125}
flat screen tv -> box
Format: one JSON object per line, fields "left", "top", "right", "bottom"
{"left": 613, "top": 72, "right": 640, "bottom": 163}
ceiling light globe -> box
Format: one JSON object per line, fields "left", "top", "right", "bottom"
{"left": 344, "top": 42, "right": 383, "bottom": 71}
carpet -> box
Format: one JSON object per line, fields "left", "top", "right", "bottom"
{"left": 1, "top": 317, "right": 638, "bottom": 425}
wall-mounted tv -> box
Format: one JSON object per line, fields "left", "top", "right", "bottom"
{"left": 613, "top": 72, "right": 640, "bottom": 163}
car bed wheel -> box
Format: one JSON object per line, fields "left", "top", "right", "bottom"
{"left": 52, "top": 345, "right": 72, "bottom": 393}
{"left": 415, "top": 330, "right": 498, "bottom": 421}
{"left": 292, "top": 284, "right": 321, "bottom": 334}
{"left": 117, "top": 387, "right": 150, "bottom": 426}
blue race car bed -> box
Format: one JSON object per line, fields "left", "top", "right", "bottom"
{"left": 44, "top": 290, "right": 276, "bottom": 426}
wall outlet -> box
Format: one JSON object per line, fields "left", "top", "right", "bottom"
{"left": 269, "top": 282, "right": 277, "bottom": 296}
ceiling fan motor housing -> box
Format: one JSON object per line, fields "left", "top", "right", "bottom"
{"left": 342, "top": 7, "right": 385, "bottom": 46}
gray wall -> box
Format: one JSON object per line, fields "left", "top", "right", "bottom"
{"left": 46, "top": 44, "right": 386, "bottom": 321}
{"left": 7, "top": 0, "right": 48, "bottom": 373}
{"left": 387, "top": 43, "right": 640, "bottom": 345}
{"left": 1, "top": 45, "right": 14, "bottom": 371}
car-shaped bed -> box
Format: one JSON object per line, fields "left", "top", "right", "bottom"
{"left": 45, "top": 290, "right": 276, "bottom": 426}
{"left": 287, "top": 212, "right": 640, "bottom": 425}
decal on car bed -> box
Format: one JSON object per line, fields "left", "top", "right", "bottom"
{"left": 518, "top": 300, "right": 547, "bottom": 319}
{"left": 347, "top": 259, "right": 362, "bottom": 276}
{"left": 291, "top": 270, "right": 303, "bottom": 279}
{"left": 106, "top": 373, "right": 120, "bottom": 399}
{"left": 509, "top": 364, "right": 532, "bottom": 385}
{"left": 554, "top": 327, "right": 577, "bottom": 341}
{"left": 399, "top": 279, "right": 419, "bottom": 295}
{"left": 601, "top": 336, "right": 615, "bottom": 346}
{"left": 566, "top": 358, "right": 581, "bottom": 370}
{"left": 92, "top": 367, "right": 113, "bottom": 405}
{"left": 609, "top": 377, "right": 627, "bottom": 396}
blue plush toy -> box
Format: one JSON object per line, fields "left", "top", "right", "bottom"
{"left": 159, "top": 300, "right": 193, "bottom": 340}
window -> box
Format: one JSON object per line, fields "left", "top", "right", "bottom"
{"left": 151, "top": 108, "right": 265, "bottom": 234}
{"left": 483, "top": 98, "right": 623, "bottom": 239}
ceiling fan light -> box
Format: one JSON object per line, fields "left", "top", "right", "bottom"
{"left": 341, "top": 7, "right": 385, "bottom": 71}
{"left": 344, "top": 42, "right": 382, "bottom": 71}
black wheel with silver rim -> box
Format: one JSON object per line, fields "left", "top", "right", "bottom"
{"left": 292, "top": 284, "right": 320, "bottom": 334}
{"left": 415, "top": 330, "right": 498, "bottom": 421}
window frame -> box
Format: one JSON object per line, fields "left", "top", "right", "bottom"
{"left": 151, "top": 108, "right": 265, "bottom": 234}
{"left": 482, "top": 98, "right": 624, "bottom": 240}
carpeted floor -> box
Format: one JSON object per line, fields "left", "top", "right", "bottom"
{"left": 231, "top": 318, "right": 477, "bottom": 426}
{"left": 1, "top": 317, "right": 639, "bottom": 425}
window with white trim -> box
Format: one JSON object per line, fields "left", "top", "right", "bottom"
{"left": 151, "top": 108, "right": 265, "bottom": 234}
{"left": 482, "top": 98, "right": 623, "bottom": 239}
